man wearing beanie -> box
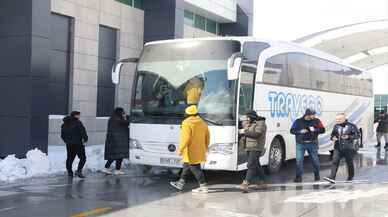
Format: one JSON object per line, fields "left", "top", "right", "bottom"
{"left": 290, "top": 109, "right": 325, "bottom": 183}
{"left": 61, "top": 111, "right": 88, "bottom": 178}
{"left": 170, "top": 105, "right": 210, "bottom": 193}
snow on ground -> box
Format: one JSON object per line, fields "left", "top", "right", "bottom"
{"left": 0, "top": 145, "right": 116, "bottom": 183}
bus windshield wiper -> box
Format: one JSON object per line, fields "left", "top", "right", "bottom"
{"left": 200, "top": 115, "right": 223, "bottom": 126}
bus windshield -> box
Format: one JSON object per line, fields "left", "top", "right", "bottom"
{"left": 132, "top": 40, "right": 241, "bottom": 125}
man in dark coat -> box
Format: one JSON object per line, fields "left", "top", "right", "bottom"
{"left": 290, "top": 109, "right": 325, "bottom": 183}
{"left": 238, "top": 110, "right": 267, "bottom": 192}
{"left": 61, "top": 111, "right": 88, "bottom": 178}
{"left": 325, "top": 113, "right": 359, "bottom": 181}
{"left": 375, "top": 111, "right": 388, "bottom": 149}
{"left": 102, "top": 107, "right": 130, "bottom": 175}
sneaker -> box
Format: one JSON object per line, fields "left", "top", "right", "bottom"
{"left": 192, "top": 183, "right": 208, "bottom": 194}
{"left": 170, "top": 180, "right": 185, "bottom": 191}
{"left": 114, "top": 170, "right": 125, "bottom": 175}
{"left": 75, "top": 171, "right": 85, "bottom": 179}
{"left": 314, "top": 175, "right": 320, "bottom": 181}
{"left": 101, "top": 168, "right": 112, "bottom": 175}
{"left": 323, "top": 177, "right": 336, "bottom": 183}
{"left": 294, "top": 176, "right": 302, "bottom": 183}
{"left": 239, "top": 180, "right": 250, "bottom": 192}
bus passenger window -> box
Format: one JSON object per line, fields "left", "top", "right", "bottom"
{"left": 287, "top": 53, "right": 310, "bottom": 88}
{"left": 309, "top": 57, "right": 329, "bottom": 90}
{"left": 327, "top": 62, "right": 344, "bottom": 93}
{"left": 263, "top": 54, "right": 288, "bottom": 85}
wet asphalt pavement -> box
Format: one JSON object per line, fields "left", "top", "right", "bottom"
{"left": 1, "top": 142, "right": 388, "bottom": 217}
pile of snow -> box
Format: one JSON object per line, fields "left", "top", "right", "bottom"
{"left": 285, "top": 187, "right": 388, "bottom": 203}
{"left": 0, "top": 145, "right": 107, "bottom": 182}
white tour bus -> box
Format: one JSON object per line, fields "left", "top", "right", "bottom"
{"left": 112, "top": 37, "right": 374, "bottom": 173}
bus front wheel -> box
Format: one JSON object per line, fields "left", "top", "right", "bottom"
{"left": 267, "top": 138, "right": 284, "bottom": 174}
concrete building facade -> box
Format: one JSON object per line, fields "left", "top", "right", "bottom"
{"left": 0, "top": 0, "right": 253, "bottom": 157}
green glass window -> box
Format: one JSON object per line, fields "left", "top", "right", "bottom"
{"left": 184, "top": 10, "right": 194, "bottom": 26}
{"left": 133, "top": 0, "right": 143, "bottom": 9}
{"left": 194, "top": 15, "right": 206, "bottom": 30}
{"left": 206, "top": 19, "right": 217, "bottom": 34}
{"left": 116, "top": 0, "right": 133, "bottom": 6}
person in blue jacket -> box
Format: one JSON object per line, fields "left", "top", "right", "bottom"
{"left": 290, "top": 109, "right": 325, "bottom": 183}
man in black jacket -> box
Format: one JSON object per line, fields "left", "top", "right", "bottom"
{"left": 375, "top": 111, "right": 388, "bottom": 149}
{"left": 290, "top": 109, "right": 325, "bottom": 183}
{"left": 325, "top": 113, "right": 359, "bottom": 181}
{"left": 61, "top": 111, "right": 88, "bottom": 178}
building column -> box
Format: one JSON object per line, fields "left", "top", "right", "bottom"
{"left": 220, "top": 0, "right": 254, "bottom": 36}
{"left": 143, "top": 0, "right": 184, "bottom": 43}
{"left": 0, "top": 0, "right": 50, "bottom": 158}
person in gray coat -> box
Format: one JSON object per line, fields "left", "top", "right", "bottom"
{"left": 375, "top": 111, "right": 388, "bottom": 149}
{"left": 102, "top": 107, "right": 130, "bottom": 175}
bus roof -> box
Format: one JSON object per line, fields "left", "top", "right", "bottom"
{"left": 145, "top": 37, "right": 367, "bottom": 72}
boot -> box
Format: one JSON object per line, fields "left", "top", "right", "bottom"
{"left": 314, "top": 174, "right": 320, "bottom": 181}
{"left": 75, "top": 170, "right": 85, "bottom": 179}
{"left": 239, "top": 180, "right": 250, "bottom": 192}
{"left": 384, "top": 143, "right": 388, "bottom": 150}
{"left": 375, "top": 143, "right": 381, "bottom": 148}
{"left": 294, "top": 176, "right": 302, "bottom": 183}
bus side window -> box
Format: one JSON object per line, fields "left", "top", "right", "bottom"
{"left": 309, "top": 56, "right": 329, "bottom": 91}
{"left": 327, "top": 62, "right": 344, "bottom": 93}
{"left": 263, "top": 54, "right": 288, "bottom": 85}
{"left": 287, "top": 53, "right": 310, "bottom": 88}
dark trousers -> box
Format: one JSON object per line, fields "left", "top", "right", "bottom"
{"left": 245, "top": 151, "right": 266, "bottom": 183}
{"left": 329, "top": 149, "right": 355, "bottom": 179}
{"left": 66, "top": 144, "right": 86, "bottom": 173}
{"left": 180, "top": 163, "right": 206, "bottom": 184}
{"left": 105, "top": 159, "right": 123, "bottom": 170}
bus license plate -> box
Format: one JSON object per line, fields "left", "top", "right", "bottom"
{"left": 160, "top": 157, "right": 181, "bottom": 166}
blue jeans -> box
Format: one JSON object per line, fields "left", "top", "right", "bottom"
{"left": 296, "top": 143, "right": 320, "bottom": 178}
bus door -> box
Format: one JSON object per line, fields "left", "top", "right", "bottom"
{"left": 237, "top": 63, "right": 256, "bottom": 165}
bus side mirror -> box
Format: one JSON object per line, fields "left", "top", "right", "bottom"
{"left": 112, "top": 58, "right": 139, "bottom": 85}
{"left": 227, "top": 53, "right": 243, "bottom": 80}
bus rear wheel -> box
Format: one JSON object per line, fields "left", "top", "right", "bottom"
{"left": 268, "top": 138, "right": 284, "bottom": 174}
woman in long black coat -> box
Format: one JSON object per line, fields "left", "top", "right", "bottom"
{"left": 102, "top": 107, "right": 129, "bottom": 175}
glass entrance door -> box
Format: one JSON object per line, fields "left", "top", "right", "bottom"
{"left": 237, "top": 63, "right": 256, "bottom": 165}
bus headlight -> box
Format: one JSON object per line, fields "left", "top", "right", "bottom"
{"left": 130, "top": 139, "right": 143, "bottom": 150}
{"left": 209, "top": 143, "right": 234, "bottom": 155}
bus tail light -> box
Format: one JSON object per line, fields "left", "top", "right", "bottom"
{"left": 130, "top": 139, "right": 143, "bottom": 150}
{"left": 209, "top": 143, "right": 234, "bottom": 155}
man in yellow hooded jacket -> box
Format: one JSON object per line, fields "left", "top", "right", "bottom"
{"left": 170, "top": 105, "right": 210, "bottom": 193}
